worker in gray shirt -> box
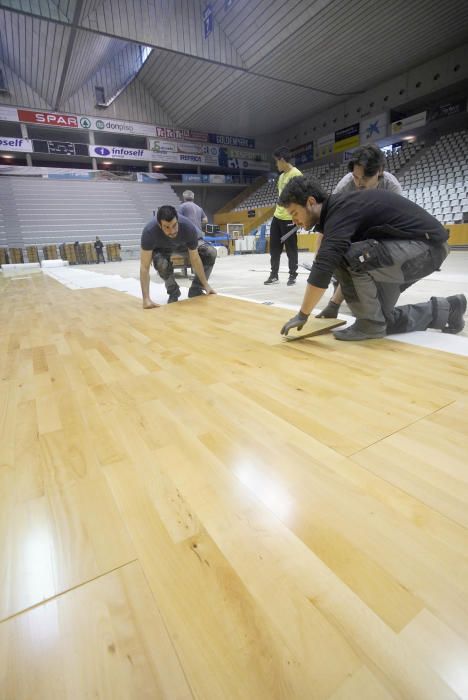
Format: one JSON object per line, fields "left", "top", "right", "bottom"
{"left": 316, "top": 145, "right": 403, "bottom": 318}
{"left": 178, "top": 190, "right": 208, "bottom": 236}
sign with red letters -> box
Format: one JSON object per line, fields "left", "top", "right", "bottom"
{"left": 17, "top": 110, "right": 79, "bottom": 128}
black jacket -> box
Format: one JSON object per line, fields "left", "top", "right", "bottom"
{"left": 309, "top": 189, "right": 448, "bottom": 288}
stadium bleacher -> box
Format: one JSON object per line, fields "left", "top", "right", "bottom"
{"left": 0, "top": 178, "right": 181, "bottom": 257}
{"left": 231, "top": 135, "right": 468, "bottom": 228}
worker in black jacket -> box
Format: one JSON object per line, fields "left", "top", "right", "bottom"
{"left": 278, "top": 175, "right": 466, "bottom": 341}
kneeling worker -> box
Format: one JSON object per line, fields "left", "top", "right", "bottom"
{"left": 278, "top": 176, "right": 466, "bottom": 341}
{"left": 140, "top": 205, "right": 217, "bottom": 308}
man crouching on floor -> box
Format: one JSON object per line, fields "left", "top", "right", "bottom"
{"left": 140, "top": 205, "right": 217, "bottom": 308}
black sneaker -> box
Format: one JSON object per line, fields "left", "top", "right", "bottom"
{"left": 264, "top": 275, "right": 279, "bottom": 285}
{"left": 167, "top": 292, "right": 180, "bottom": 303}
{"left": 287, "top": 276, "right": 297, "bottom": 286}
{"left": 443, "top": 294, "right": 467, "bottom": 334}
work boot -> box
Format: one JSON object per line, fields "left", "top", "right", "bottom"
{"left": 264, "top": 275, "right": 279, "bottom": 285}
{"left": 334, "top": 319, "right": 386, "bottom": 341}
{"left": 287, "top": 275, "right": 297, "bottom": 286}
{"left": 443, "top": 294, "right": 467, "bottom": 334}
{"left": 316, "top": 301, "right": 340, "bottom": 318}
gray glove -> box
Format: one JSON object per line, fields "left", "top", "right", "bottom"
{"left": 280, "top": 310, "right": 310, "bottom": 336}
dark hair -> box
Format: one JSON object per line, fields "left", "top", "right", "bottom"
{"left": 347, "top": 145, "right": 385, "bottom": 177}
{"left": 273, "top": 146, "right": 292, "bottom": 163}
{"left": 278, "top": 176, "right": 327, "bottom": 207}
{"left": 157, "top": 205, "right": 178, "bottom": 223}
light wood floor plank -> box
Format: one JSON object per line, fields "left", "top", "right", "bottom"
{"left": 0, "top": 473, "right": 135, "bottom": 621}
{"left": 0, "top": 561, "right": 193, "bottom": 700}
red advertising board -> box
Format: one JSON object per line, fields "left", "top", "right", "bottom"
{"left": 17, "top": 110, "right": 79, "bottom": 128}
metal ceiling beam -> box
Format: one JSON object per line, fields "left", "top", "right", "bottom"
{"left": 53, "top": 0, "right": 84, "bottom": 110}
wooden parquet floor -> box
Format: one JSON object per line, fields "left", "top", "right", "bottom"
{"left": 1, "top": 274, "right": 468, "bottom": 699}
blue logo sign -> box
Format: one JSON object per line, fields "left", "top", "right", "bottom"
{"left": 366, "top": 120, "right": 380, "bottom": 138}
{"left": 95, "top": 146, "right": 110, "bottom": 156}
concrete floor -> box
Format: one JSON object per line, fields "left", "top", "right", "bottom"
{"left": 81, "top": 249, "right": 468, "bottom": 338}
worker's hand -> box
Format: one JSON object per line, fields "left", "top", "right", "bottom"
{"left": 280, "top": 310, "right": 309, "bottom": 336}
{"left": 204, "top": 285, "right": 217, "bottom": 295}
{"left": 143, "top": 299, "right": 160, "bottom": 309}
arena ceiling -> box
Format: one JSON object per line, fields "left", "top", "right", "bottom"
{"left": 0, "top": 0, "right": 467, "bottom": 137}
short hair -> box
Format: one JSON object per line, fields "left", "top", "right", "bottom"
{"left": 157, "top": 205, "right": 178, "bottom": 223}
{"left": 273, "top": 146, "right": 292, "bottom": 163}
{"left": 182, "top": 190, "right": 194, "bottom": 200}
{"left": 347, "top": 145, "right": 385, "bottom": 177}
{"left": 278, "top": 175, "right": 327, "bottom": 207}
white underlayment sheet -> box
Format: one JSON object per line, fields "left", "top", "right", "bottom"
{"left": 43, "top": 267, "right": 468, "bottom": 358}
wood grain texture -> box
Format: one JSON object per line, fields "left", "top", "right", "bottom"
{"left": 1, "top": 274, "right": 467, "bottom": 698}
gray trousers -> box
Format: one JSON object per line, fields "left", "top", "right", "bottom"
{"left": 153, "top": 240, "right": 217, "bottom": 296}
{"left": 335, "top": 238, "right": 450, "bottom": 333}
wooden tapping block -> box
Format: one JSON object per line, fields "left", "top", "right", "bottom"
{"left": 283, "top": 318, "right": 346, "bottom": 341}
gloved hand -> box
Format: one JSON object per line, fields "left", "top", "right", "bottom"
{"left": 316, "top": 300, "right": 340, "bottom": 318}
{"left": 280, "top": 310, "right": 310, "bottom": 336}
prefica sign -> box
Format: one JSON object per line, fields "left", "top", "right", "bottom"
{"left": 17, "top": 109, "right": 79, "bottom": 127}
{"left": 0, "top": 137, "right": 33, "bottom": 152}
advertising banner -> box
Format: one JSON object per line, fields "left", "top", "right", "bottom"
{"left": 208, "top": 132, "right": 255, "bottom": 149}
{"left": 90, "top": 145, "right": 152, "bottom": 160}
{"left": 0, "top": 105, "right": 19, "bottom": 122}
{"left": 333, "top": 135, "right": 360, "bottom": 153}
{"left": 18, "top": 109, "right": 79, "bottom": 128}
{"left": 360, "top": 113, "right": 388, "bottom": 143}
{"left": 334, "top": 122, "right": 360, "bottom": 152}
{"left": 291, "top": 141, "right": 314, "bottom": 165}
{"left": 155, "top": 125, "right": 209, "bottom": 142}
{"left": 427, "top": 99, "right": 466, "bottom": 122}
{"left": 136, "top": 172, "right": 167, "bottom": 182}
{"left": 208, "top": 174, "right": 227, "bottom": 183}
{"left": 0, "top": 136, "right": 33, "bottom": 152}
{"left": 79, "top": 115, "right": 156, "bottom": 137}
{"left": 181, "top": 174, "right": 208, "bottom": 183}
{"left": 391, "top": 111, "right": 426, "bottom": 135}
{"left": 46, "top": 171, "right": 92, "bottom": 180}
{"left": 316, "top": 132, "right": 334, "bottom": 159}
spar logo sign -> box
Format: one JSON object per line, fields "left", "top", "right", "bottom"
{"left": 79, "top": 117, "right": 92, "bottom": 129}
{"left": 18, "top": 110, "right": 78, "bottom": 128}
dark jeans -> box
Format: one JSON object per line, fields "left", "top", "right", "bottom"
{"left": 335, "top": 238, "right": 449, "bottom": 333}
{"left": 269, "top": 216, "right": 298, "bottom": 277}
{"left": 96, "top": 250, "right": 105, "bottom": 263}
{"left": 153, "top": 241, "right": 217, "bottom": 297}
